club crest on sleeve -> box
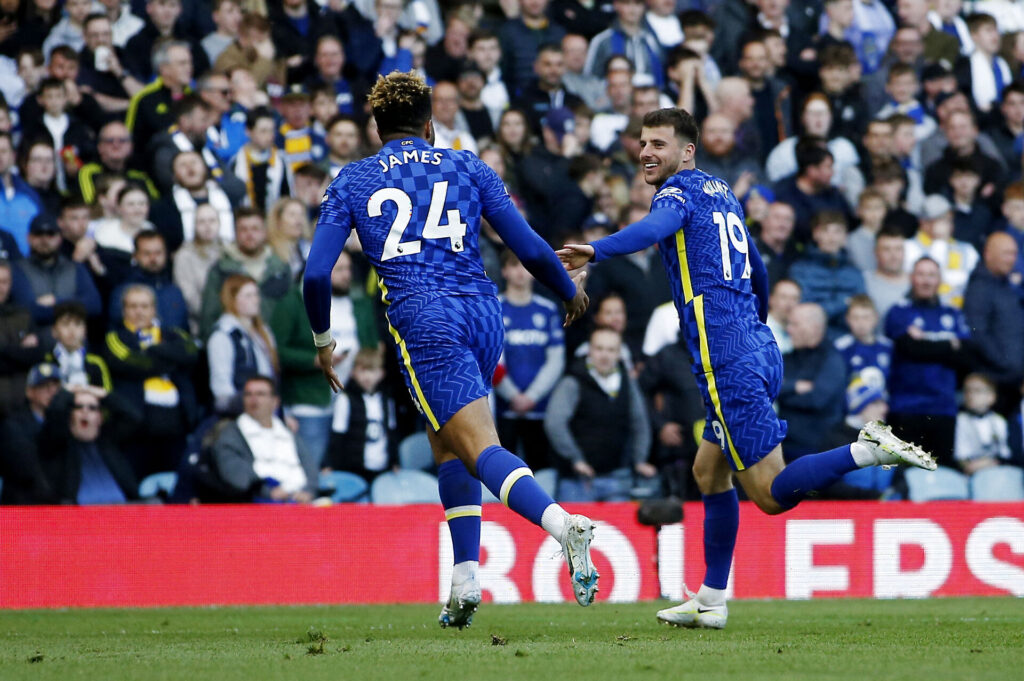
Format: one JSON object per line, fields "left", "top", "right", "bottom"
{"left": 654, "top": 186, "right": 686, "bottom": 204}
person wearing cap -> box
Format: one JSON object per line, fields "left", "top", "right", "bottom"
{"left": 456, "top": 62, "right": 496, "bottom": 144}
{"left": 276, "top": 83, "right": 328, "bottom": 174}
{"left": 919, "top": 62, "right": 958, "bottom": 117}
{"left": 0, "top": 363, "right": 62, "bottom": 504}
{"left": 512, "top": 43, "right": 584, "bottom": 137}
{"left": 826, "top": 373, "right": 894, "bottom": 497}
{"left": 903, "top": 194, "right": 979, "bottom": 308}
{"left": 9, "top": 214, "right": 102, "bottom": 330}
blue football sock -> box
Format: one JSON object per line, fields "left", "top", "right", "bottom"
{"left": 702, "top": 489, "right": 739, "bottom": 591}
{"left": 770, "top": 445, "right": 858, "bottom": 510}
{"left": 438, "top": 459, "right": 481, "bottom": 564}
{"left": 475, "top": 445, "right": 554, "bottom": 526}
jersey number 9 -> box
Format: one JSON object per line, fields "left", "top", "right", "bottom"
{"left": 369, "top": 181, "right": 468, "bottom": 261}
{"left": 712, "top": 211, "right": 751, "bottom": 281}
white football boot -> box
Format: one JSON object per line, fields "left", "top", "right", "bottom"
{"left": 858, "top": 421, "right": 937, "bottom": 471}
{"left": 438, "top": 578, "right": 481, "bottom": 630}
{"left": 560, "top": 514, "right": 599, "bottom": 606}
{"left": 656, "top": 586, "right": 728, "bottom": 629}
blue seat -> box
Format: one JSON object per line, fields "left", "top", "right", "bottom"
{"left": 371, "top": 469, "right": 439, "bottom": 504}
{"left": 970, "top": 466, "right": 1024, "bottom": 501}
{"left": 905, "top": 466, "right": 969, "bottom": 502}
{"left": 399, "top": 433, "right": 434, "bottom": 471}
{"left": 138, "top": 472, "right": 178, "bottom": 501}
{"left": 318, "top": 471, "right": 369, "bottom": 503}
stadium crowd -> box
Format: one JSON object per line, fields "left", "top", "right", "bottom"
{"left": 2, "top": 0, "right": 1024, "bottom": 505}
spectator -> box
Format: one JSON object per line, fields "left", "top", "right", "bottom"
{"left": 947, "top": 158, "right": 994, "bottom": 252}
{"left": 125, "top": 40, "right": 194, "bottom": 162}
{"left": 324, "top": 249, "right": 378, "bottom": 388}
{"left": 997, "top": 180, "right": 1024, "bottom": 291}
{"left": 882, "top": 114, "right": 926, "bottom": 216}
{"left": 778, "top": 303, "right": 847, "bottom": 456}
{"left": 895, "top": 0, "right": 959, "bottom": 67}
{"left": 874, "top": 64, "right": 937, "bottom": 142}
{"left": 834, "top": 294, "right": 891, "bottom": 389}
{"left": 10, "top": 215, "right": 102, "bottom": 331}
{"left": 696, "top": 113, "right": 760, "bottom": 199}
{"left": 989, "top": 81, "right": 1024, "bottom": 177}
{"left": 37, "top": 383, "right": 141, "bottom": 504}
{"left": 885, "top": 256, "right": 969, "bottom": 468}
{"left": 93, "top": 184, "right": 157, "bottom": 289}
{"left": 512, "top": 43, "right": 583, "bottom": 138}
{"left": 277, "top": 85, "right": 328, "bottom": 173}
{"left": 213, "top": 11, "right": 287, "bottom": 90}
{"left": 0, "top": 363, "right": 61, "bottom": 504}
{"left": 292, "top": 163, "right": 330, "bottom": 223}
{"left": 124, "top": 0, "right": 209, "bottom": 84}
{"left": 147, "top": 95, "right": 229, "bottom": 197}
{"left": 304, "top": 35, "right": 359, "bottom": 116}
{"left": 198, "top": 72, "right": 243, "bottom": 166}
{"left": 773, "top": 144, "right": 852, "bottom": 245}
{"left": 549, "top": 0, "right": 614, "bottom": 40}
{"left": 150, "top": 150, "right": 236, "bottom": 254}
{"left": 573, "top": 292, "right": 635, "bottom": 370}
{"left": 424, "top": 12, "right": 471, "bottom": 84}
{"left": 955, "top": 373, "right": 1015, "bottom": 477}
{"left": 664, "top": 46, "right": 714, "bottom": 123}
{"left": 77, "top": 12, "right": 143, "bottom": 114}
{"left": 739, "top": 38, "right": 792, "bottom": 161}
{"left": 829, "top": 376, "right": 894, "bottom": 495}
{"left": 0, "top": 261, "right": 48, "bottom": 418}
{"left": 42, "top": 0, "right": 92, "bottom": 59}
{"left": 0, "top": 131, "right": 42, "bottom": 257}
{"left": 766, "top": 95, "right": 860, "bottom": 190}
{"left": 76, "top": 121, "right": 159, "bottom": 205}
{"left": 789, "top": 210, "right": 865, "bottom": 334}
{"left": 869, "top": 158, "right": 918, "bottom": 238}
{"left": 321, "top": 114, "right": 363, "bottom": 179}
{"left": 172, "top": 203, "right": 223, "bottom": 336}
{"left": 919, "top": 90, "right": 1004, "bottom": 174}
{"left": 817, "top": 44, "right": 869, "bottom": 142}
{"left": 496, "top": 252, "right": 565, "bottom": 471}
{"left": 560, "top": 33, "right": 605, "bottom": 112}
{"left": 466, "top": 30, "right": 510, "bottom": 124}
{"left": 584, "top": 0, "right": 663, "bottom": 87}
{"left": 754, "top": 200, "right": 798, "bottom": 287}
{"left": 499, "top": 0, "right": 566, "bottom": 97}
{"left": 231, "top": 106, "right": 291, "bottom": 215}
{"left": 17, "top": 140, "right": 62, "bottom": 220}
{"left": 588, "top": 68, "right": 633, "bottom": 152}
{"left": 209, "top": 375, "right": 318, "bottom": 502}
{"left": 41, "top": 301, "right": 110, "bottom": 390}
{"left": 846, "top": 189, "right": 888, "bottom": 272}
{"left": 103, "top": 283, "right": 198, "bottom": 475}
{"left": 325, "top": 347, "right": 398, "bottom": 481}
{"left": 267, "top": 198, "right": 312, "bottom": 282}
{"left": 923, "top": 109, "right": 1005, "bottom": 198}
{"left": 202, "top": 0, "right": 242, "bottom": 65}
{"left": 23, "top": 78, "right": 97, "bottom": 190}
{"left": 863, "top": 227, "right": 910, "bottom": 321}
{"left": 927, "top": 0, "right": 972, "bottom": 55}
{"left": 431, "top": 80, "right": 478, "bottom": 154}
{"left": 207, "top": 274, "right": 279, "bottom": 415}
{"left": 963, "top": 232, "right": 1024, "bottom": 401}
{"left": 545, "top": 328, "right": 654, "bottom": 501}
{"left": 714, "top": 76, "right": 760, "bottom": 163}
{"left": 767, "top": 278, "right": 801, "bottom": 355}
{"left": 954, "top": 13, "right": 1012, "bottom": 125}
{"left": 108, "top": 231, "right": 188, "bottom": 331}
{"left": 903, "top": 194, "right": 979, "bottom": 309}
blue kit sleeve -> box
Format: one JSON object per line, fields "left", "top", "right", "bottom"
{"left": 487, "top": 203, "right": 577, "bottom": 302}
{"left": 303, "top": 184, "right": 353, "bottom": 338}
{"left": 589, "top": 207, "right": 683, "bottom": 262}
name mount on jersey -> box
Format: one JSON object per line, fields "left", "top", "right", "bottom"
{"left": 702, "top": 180, "right": 730, "bottom": 197}
{"left": 378, "top": 149, "right": 444, "bottom": 172}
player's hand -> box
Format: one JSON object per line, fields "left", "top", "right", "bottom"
{"left": 556, "top": 243, "right": 595, "bottom": 272}
{"left": 317, "top": 339, "right": 344, "bottom": 393}
{"left": 563, "top": 270, "right": 589, "bottom": 327}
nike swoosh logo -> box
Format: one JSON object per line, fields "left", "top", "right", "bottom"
{"left": 697, "top": 607, "right": 717, "bottom": 614}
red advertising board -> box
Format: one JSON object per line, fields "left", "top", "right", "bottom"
{"left": 0, "top": 502, "right": 1021, "bottom": 609}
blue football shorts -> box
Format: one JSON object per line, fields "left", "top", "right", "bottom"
{"left": 698, "top": 341, "right": 788, "bottom": 471}
{"left": 383, "top": 292, "right": 504, "bottom": 431}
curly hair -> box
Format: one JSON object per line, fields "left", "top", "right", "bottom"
{"left": 367, "top": 71, "right": 433, "bottom": 138}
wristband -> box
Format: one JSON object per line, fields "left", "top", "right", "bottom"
{"left": 312, "top": 330, "right": 333, "bottom": 348}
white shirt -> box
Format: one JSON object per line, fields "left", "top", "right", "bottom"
{"left": 645, "top": 12, "right": 683, "bottom": 48}
{"left": 111, "top": 6, "right": 145, "bottom": 47}
{"left": 237, "top": 413, "right": 307, "bottom": 493}
{"left": 642, "top": 301, "right": 680, "bottom": 357}
{"left": 432, "top": 118, "right": 478, "bottom": 155}
{"left": 589, "top": 112, "right": 628, "bottom": 152}
{"left": 329, "top": 295, "right": 360, "bottom": 387}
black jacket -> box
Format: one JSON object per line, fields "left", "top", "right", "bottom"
{"left": 963, "top": 266, "right": 1024, "bottom": 384}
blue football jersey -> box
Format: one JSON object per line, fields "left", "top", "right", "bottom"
{"left": 834, "top": 333, "right": 892, "bottom": 383}
{"left": 649, "top": 169, "right": 775, "bottom": 370}
{"left": 315, "top": 137, "right": 508, "bottom": 304}
{"left": 499, "top": 294, "right": 564, "bottom": 417}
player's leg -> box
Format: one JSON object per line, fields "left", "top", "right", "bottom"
{"left": 657, "top": 437, "right": 733, "bottom": 629}
{"left": 434, "top": 397, "right": 600, "bottom": 606}
{"left": 430, "top": 430, "right": 483, "bottom": 629}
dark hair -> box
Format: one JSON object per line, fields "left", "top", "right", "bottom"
{"left": 234, "top": 205, "right": 264, "bottom": 223}
{"left": 875, "top": 226, "right": 906, "bottom": 242}
{"left": 568, "top": 153, "right": 604, "bottom": 183}
{"left": 641, "top": 108, "right": 699, "bottom": 146}
{"left": 679, "top": 9, "right": 715, "bottom": 30}
{"left": 50, "top": 45, "right": 80, "bottom": 63}
{"left": 1003, "top": 80, "right": 1024, "bottom": 100}
{"left": 796, "top": 144, "right": 833, "bottom": 175}
{"left": 243, "top": 374, "right": 278, "bottom": 395}
{"left": 245, "top": 105, "right": 276, "bottom": 129}
{"left": 666, "top": 45, "right": 701, "bottom": 68}
{"left": 887, "top": 63, "right": 917, "bottom": 82}
{"left": 38, "top": 76, "right": 66, "bottom": 94}
{"left": 54, "top": 300, "right": 88, "bottom": 323}
{"left": 173, "top": 93, "right": 209, "bottom": 120}
{"left": 294, "top": 163, "right": 328, "bottom": 183}
{"left": 117, "top": 182, "right": 150, "bottom": 204}
{"left": 133, "top": 229, "right": 165, "bottom": 251}
{"left": 83, "top": 12, "right": 110, "bottom": 31}
{"left": 811, "top": 210, "right": 847, "bottom": 231}
{"left": 326, "top": 113, "right": 360, "bottom": 133}
{"left": 468, "top": 29, "right": 498, "bottom": 48}
{"left": 536, "top": 42, "right": 562, "bottom": 58}
{"left": 819, "top": 43, "right": 857, "bottom": 68}
{"left": 367, "top": 71, "right": 433, "bottom": 138}
{"left": 949, "top": 156, "right": 981, "bottom": 176}
{"left": 871, "top": 158, "right": 907, "bottom": 184}
{"left": 966, "top": 12, "right": 998, "bottom": 33}
{"left": 60, "top": 195, "right": 90, "bottom": 213}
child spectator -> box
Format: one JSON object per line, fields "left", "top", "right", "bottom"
{"left": 955, "top": 373, "right": 1012, "bottom": 475}
{"left": 955, "top": 13, "right": 1012, "bottom": 123}
{"left": 232, "top": 106, "right": 290, "bottom": 216}
{"left": 43, "top": 301, "right": 111, "bottom": 390}
{"left": 326, "top": 348, "right": 398, "bottom": 483}
{"left": 874, "top": 64, "right": 936, "bottom": 141}
{"left": 834, "top": 295, "right": 891, "bottom": 389}
{"left": 847, "top": 188, "right": 888, "bottom": 272}
{"left": 496, "top": 252, "right": 565, "bottom": 471}
{"left": 948, "top": 157, "right": 994, "bottom": 251}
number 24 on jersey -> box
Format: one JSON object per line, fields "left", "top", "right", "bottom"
{"left": 368, "top": 181, "right": 468, "bottom": 261}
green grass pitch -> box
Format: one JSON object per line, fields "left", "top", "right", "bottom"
{"left": 1, "top": 598, "right": 1021, "bottom": 681}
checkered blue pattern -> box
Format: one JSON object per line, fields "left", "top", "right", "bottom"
{"left": 387, "top": 293, "right": 505, "bottom": 429}
{"left": 321, "top": 138, "right": 510, "bottom": 304}
{"left": 699, "top": 341, "right": 788, "bottom": 470}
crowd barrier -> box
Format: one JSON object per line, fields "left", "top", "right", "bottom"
{"left": 1, "top": 501, "right": 1021, "bottom": 608}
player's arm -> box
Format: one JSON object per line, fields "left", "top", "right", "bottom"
{"left": 302, "top": 186, "right": 352, "bottom": 392}
{"left": 557, "top": 207, "right": 683, "bottom": 269}
{"left": 747, "top": 239, "right": 769, "bottom": 323}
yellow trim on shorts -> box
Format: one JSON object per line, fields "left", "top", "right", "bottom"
{"left": 379, "top": 280, "right": 440, "bottom": 431}
{"left": 694, "top": 295, "right": 743, "bottom": 471}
